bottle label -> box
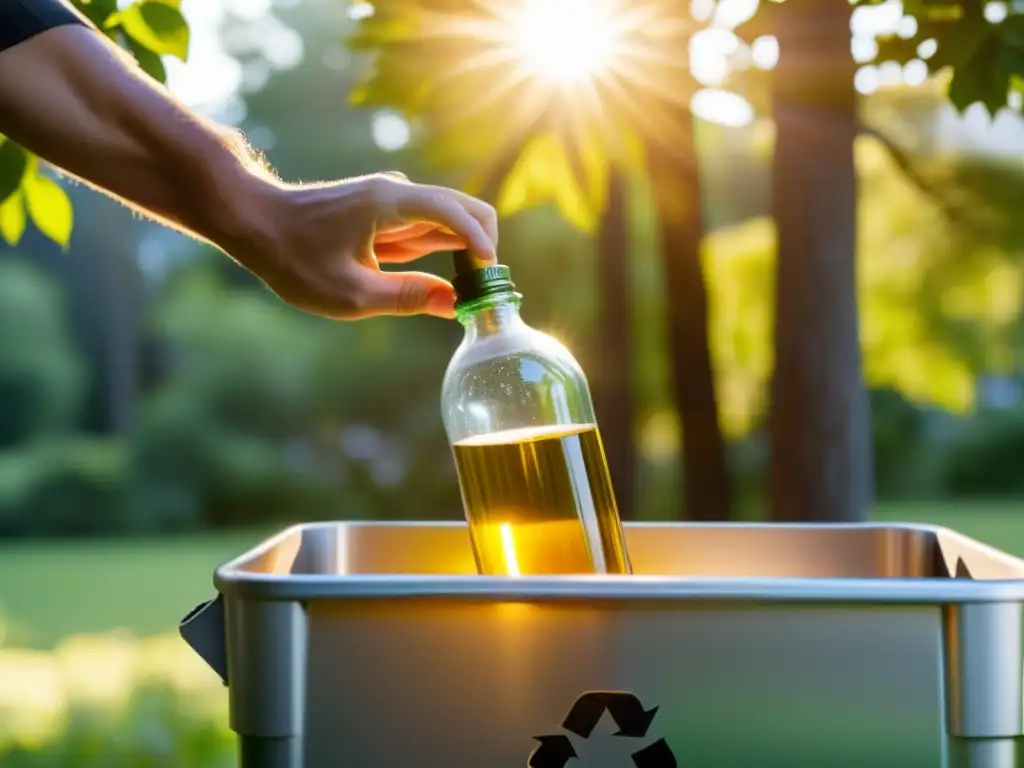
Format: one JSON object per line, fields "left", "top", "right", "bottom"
{"left": 478, "top": 266, "right": 506, "bottom": 283}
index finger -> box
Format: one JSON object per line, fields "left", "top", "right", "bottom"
{"left": 395, "top": 185, "right": 498, "bottom": 264}
{"left": 440, "top": 187, "right": 499, "bottom": 253}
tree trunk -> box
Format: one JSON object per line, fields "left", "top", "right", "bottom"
{"left": 768, "top": 0, "right": 872, "bottom": 522}
{"left": 649, "top": 110, "right": 732, "bottom": 522}
{"left": 590, "top": 170, "right": 636, "bottom": 519}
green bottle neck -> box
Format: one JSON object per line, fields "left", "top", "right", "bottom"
{"left": 455, "top": 291, "right": 524, "bottom": 341}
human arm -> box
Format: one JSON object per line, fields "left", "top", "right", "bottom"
{"left": 0, "top": 4, "right": 498, "bottom": 319}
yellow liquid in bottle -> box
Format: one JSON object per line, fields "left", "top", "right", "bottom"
{"left": 452, "top": 424, "right": 631, "bottom": 576}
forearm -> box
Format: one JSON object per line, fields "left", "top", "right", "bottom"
{"left": 0, "top": 23, "right": 278, "bottom": 254}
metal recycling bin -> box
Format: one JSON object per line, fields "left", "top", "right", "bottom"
{"left": 180, "top": 521, "right": 1024, "bottom": 768}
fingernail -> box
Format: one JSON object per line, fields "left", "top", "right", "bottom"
{"left": 427, "top": 287, "right": 456, "bottom": 318}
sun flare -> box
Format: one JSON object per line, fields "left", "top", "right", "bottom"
{"left": 386, "top": 0, "right": 702, "bottom": 184}
{"left": 507, "top": 0, "right": 620, "bottom": 84}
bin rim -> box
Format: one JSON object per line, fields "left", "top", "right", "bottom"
{"left": 211, "top": 520, "right": 1024, "bottom": 604}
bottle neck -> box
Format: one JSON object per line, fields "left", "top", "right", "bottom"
{"left": 456, "top": 293, "right": 524, "bottom": 342}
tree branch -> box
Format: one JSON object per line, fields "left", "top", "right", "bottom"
{"left": 858, "top": 122, "right": 972, "bottom": 226}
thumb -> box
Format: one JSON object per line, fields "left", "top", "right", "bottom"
{"left": 356, "top": 269, "right": 456, "bottom": 319}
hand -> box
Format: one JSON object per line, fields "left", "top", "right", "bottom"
{"left": 230, "top": 172, "right": 499, "bottom": 320}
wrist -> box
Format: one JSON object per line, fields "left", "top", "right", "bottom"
{"left": 201, "top": 163, "right": 285, "bottom": 270}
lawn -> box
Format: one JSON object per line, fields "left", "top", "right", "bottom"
{"left": 1, "top": 502, "right": 1023, "bottom": 649}
{"left": 0, "top": 528, "right": 273, "bottom": 649}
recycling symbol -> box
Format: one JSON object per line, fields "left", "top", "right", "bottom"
{"left": 528, "top": 691, "right": 677, "bottom": 767}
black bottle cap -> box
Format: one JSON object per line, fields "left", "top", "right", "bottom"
{"left": 452, "top": 249, "right": 517, "bottom": 307}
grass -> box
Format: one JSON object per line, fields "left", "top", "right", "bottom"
{"left": 1, "top": 502, "right": 1023, "bottom": 649}
{"left": 0, "top": 529, "right": 273, "bottom": 649}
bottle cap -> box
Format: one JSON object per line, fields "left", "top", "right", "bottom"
{"left": 452, "top": 249, "right": 517, "bottom": 306}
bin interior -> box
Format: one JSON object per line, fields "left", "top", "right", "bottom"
{"left": 228, "top": 522, "right": 1024, "bottom": 581}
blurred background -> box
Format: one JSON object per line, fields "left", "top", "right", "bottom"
{"left": 3, "top": 0, "right": 1024, "bottom": 763}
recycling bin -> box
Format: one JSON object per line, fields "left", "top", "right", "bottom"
{"left": 180, "top": 521, "right": 1024, "bottom": 768}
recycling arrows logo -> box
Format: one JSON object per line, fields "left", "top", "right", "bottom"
{"left": 528, "top": 691, "right": 677, "bottom": 768}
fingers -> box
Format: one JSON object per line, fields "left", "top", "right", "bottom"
{"left": 445, "top": 187, "right": 500, "bottom": 252}
{"left": 374, "top": 221, "right": 439, "bottom": 244}
{"left": 375, "top": 232, "right": 468, "bottom": 263}
{"left": 390, "top": 181, "right": 498, "bottom": 264}
{"left": 351, "top": 268, "right": 457, "bottom": 320}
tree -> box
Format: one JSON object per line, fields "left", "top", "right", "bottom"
{"left": 590, "top": 170, "right": 637, "bottom": 518}
{"left": 133, "top": 255, "right": 466, "bottom": 530}
{"left": 705, "top": 137, "right": 1024, "bottom": 441}
{"left": 0, "top": 0, "right": 191, "bottom": 250}
{"left": 346, "top": 0, "right": 733, "bottom": 520}
{"left": 0, "top": 257, "right": 130, "bottom": 537}
{"left": 726, "top": 0, "right": 1024, "bottom": 522}
{"left": 649, "top": 103, "right": 733, "bottom": 521}
{"left": 768, "top": 0, "right": 868, "bottom": 522}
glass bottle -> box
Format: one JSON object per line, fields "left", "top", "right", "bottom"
{"left": 441, "top": 251, "right": 631, "bottom": 577}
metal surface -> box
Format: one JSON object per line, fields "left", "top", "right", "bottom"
{"left": 180, "top": 522, "right": 1024, "bottom": 768}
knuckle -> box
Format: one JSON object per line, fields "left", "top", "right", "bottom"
{"left": 364, "top": 173, "right": 397, "bottom": 203}
{"left": 312, "top": 270, "right": 366, "bottom": 318}
{"left": 395, "top": 281, "right": 423, "bottom": 314}
{"left": 339, "top": 278, "right": 371, "bottom": 315}
{"left": 483, "top": 204, "right": 498, "bottom": 233}
{"left": 451, "top": 202, "right": 474, "bottom": 230}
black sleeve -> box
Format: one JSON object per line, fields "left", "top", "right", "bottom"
{"left": 0, "top": 0, "right": 88, "bottom": 55}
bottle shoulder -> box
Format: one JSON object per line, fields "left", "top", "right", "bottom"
{"left": 440, "top": 325, "right": 594, "bottom": 442}
{"left": 442, "top": 326, "right": 584, "bottom": 387}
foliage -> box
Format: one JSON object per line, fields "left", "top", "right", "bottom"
{"left": 0, "top": 632, "right": 230, "bottom": 767}
{"left": 3, "top": 124, "right": 1024, "bottom": 537}
{"left": 129, "top": 255, "right": 463, "bottom": 530}
{"left": 941, "top": 405, "right": 1024, "bottom": 497}
{"left": 0, "top": 257, "right": 130, "bottom": 536}
{"left": 346, "top": 0, "right": 696, "bottom": 228}
{"left": 0, "top": 436, "right": 130, "bottom": 537}
{"left": 1, "top": 685, "right": 232, "bottom": 768}
{"left": 0, "top": 259, "right": 86, "bottom": 446}
{"left": 870, "top": 0, "right": 1024, "bottom": 117}
{"left": 732, "top": 0, "right": 1024, "bottom": 118}
{"left": 0, "top": 0, "right": 191, "bottom": 250}
{"left": 705, "top": 137, "right": 1024, "bottom": 436}
{"left": 721, "top": 386, "right": 953, "bottom": 507}
{"left": 348, "top": 0, "right": 1024, "bottom": 233}
{"left": 869, "top": 387, "right": 935, "bottom": 499}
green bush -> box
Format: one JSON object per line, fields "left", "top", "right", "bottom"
{"left": 870, "top": 388, "right": 938, "bottom": 499}
{"left": 726, "top": 430, "right": 770, "bottom": 519}
{"left": 1, "top": 684, "right": 233, "bottom": 768}
{"left": 719, "top": 389, "right": 941, "bottom": 509}
{"left": 0, "top": 258, "right": 86, "bottom": 448}
{"left": 0, "top": 438, "right": 130, "bottom": 537}
{"left": 941, "top": 405, "right": 1024, "bottom": 498}
{"left": 127, "top": 258, "right": 463, "bottom": 530}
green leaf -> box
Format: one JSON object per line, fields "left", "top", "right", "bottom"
{"left": 498, "top": 133, "right": 601, "bottom": 232}
{"left": 0, "top": 190, "right": 26, "bottom": 245}
{"left": 72, "top": 0, "right": 120, "bottom": 27}
{"left": 124, "top": 33, "right": 168, "bottom": 82}
{"left": 995, "top": 15, "right": 1024, "bottom": 50}
{"left": 0, "top": 140, "right": 29, "bottom": 203}
{"left": 948, "top": 37, "right": 1009, "bottom": 115}
{"left": 25, "top": 174, "right": 74, "bottom": 250}
{"left": 997, "top": 19, "right": 1024, "bottom": 78}
{"left": 928, "top": 17, "right": 990, "bottom": 71}
{"left": 108, "top": 1, "right": 189, "bottom": 61}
